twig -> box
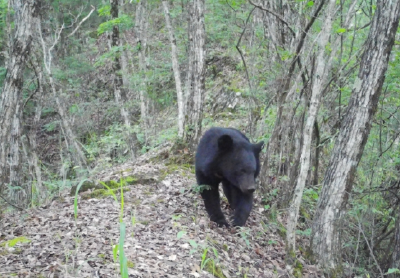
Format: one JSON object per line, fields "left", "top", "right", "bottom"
{"left": 236, "top": 7, "right": 256, "bottom": 90}
{"left": 358, "top": 218, "right": 384, "bottom": 277}
{"left": 248, "top": 0, "right": 295, "bottom": 37}
{"left": 68, "top": 5, "right": 96, "bottom": 37}
{"left": 0, "top": 193, "right": 25, "bottom": 210}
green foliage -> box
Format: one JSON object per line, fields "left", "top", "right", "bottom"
{"left": 177, "top": 230, "right": 186, "bottom": 239}
{"left": 97, "top": 14, "right": 134, "bottom": 35}
{"left": 237, "top": 227, "right": 251, "bottom": 247}
{"left": 118, "top": 222, "right": 128, "bottom": 278}
{"left": 200, "top": 247, "right": 226, "bottom": 278}
{"left": 44, "top": 121, "right": 59, "bottom": 132}
{"left": 336, "top": 28, "right": 347, "bottom": 34}
{"left": 0, "top": 66, "right": 6, "bottom": 88}
{"left": 0, "top": 236, "right": 31, "bottom": 247}
{"left": 98, "top": 5, "right": 111, "bottom": 17}
{"left": 0, "top": 0, "right": 8, "bottom": 50}
{"left": 54, "top": 56, "right": 95, "bottom": 84}
{"left": 94, "top": 45, "right": 125, "bottom": 67}
{"left": 73, "top": 179, "right": 88, "bottom": 219}
{"left": 192, "top": 184, "right": 212, "bottom": 193}
{"left": 387, "top": 268, "right": 400, "bottom": 275}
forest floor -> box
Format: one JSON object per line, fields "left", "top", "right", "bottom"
{"left": 0, "top": 147, "right": 323, "bottom": 278}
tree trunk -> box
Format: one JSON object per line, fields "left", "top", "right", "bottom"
{"left": 391, "top": 211, "right": 400, "bottom": 277}
{"left": 311, "top": 0, "right": 400, "bottom": 273}
{"left": 110, "top": 0, "right": 136, "bottom": 159}
{"left": 134, "top": 0, "right": 150, "bottom": 135}
{"left": 37, "top": 13, "right": 88, "bottom": 172}
{"left": 185, "top": 0, "right": 206, "bottom": 146}
{"left": 162, "top": 0, "right": 185, "bottom": 139}
{"left": 9, "top": 102, "right": 23, "bottom": 205}
{"left": 25, "top": 56, "right": 45, "bottom": 201}
{"left": 286, "top": 0, "right": 337, "bottom": 258}
{"left": 0, "top": 0, "right": 39, "bottom": 192}
{"left": 258, "top": 0, "right": 327, "bottom": 195}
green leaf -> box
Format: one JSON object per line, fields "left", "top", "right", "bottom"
{"left": 69, "top": 104, "right": 78, "bottom": 114}
{"left": 188, "top": 240, "right": 198, "bottom": 248}
{"left": 98, "top": 5, "right": 111, "bottom": 17}
{"left": 74, "top": 179, "right": 88, "bottom": 220}
{"left": 112, "top": 244, "right": 118, "bottom": 262}
{"left": 119, "top": 222, "right": 128, "bottom": 278}
{"left": 177, "top": 231, "right": 186, "bottom": 239}
{"left": 387, "top": 268, "right": 400, "bottom": 274}
{"left": 336, "top": 28, "right": 347, "bottom": 34}
{"left": 307, "top": 1, "right": 314, "bottom": 7}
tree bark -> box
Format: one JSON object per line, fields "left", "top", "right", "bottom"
{"left": 135, "top": 0, "right": 151, "bottom": 141}
{"left": 391, "top": 211, "right": 400, "bottom": 277}
{"left": 24, "top": 56, "right": 45, "bottom": 201}
{"left": 286, "top": 0, "right": 337, "bottom": 257}
{"left": 8, "top": 102, "right": 23, "bottom": 205}
{"left": 110, "top": 0, "right": 136, "bottom": 159}
{"left": 185, "top": 0, "right": 206, "bottom": 146}
{"left": 162, "top": 0, "right": 185, "bottom": 139}
{"left": 0, "top": 0, "right": 39, "bottom": 192}
{"left": 311, "top": 0, "right": 400, "bottom": 273}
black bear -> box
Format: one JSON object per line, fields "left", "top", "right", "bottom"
{"left": 195, "top": 127, "right": 264, "bottom": 227}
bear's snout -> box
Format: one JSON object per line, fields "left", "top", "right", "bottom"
{"left": 244, "top": 187, "right": 255, "bottom": 194}
{"left": 240, "top": 183, "right": 256, "bottom": 194}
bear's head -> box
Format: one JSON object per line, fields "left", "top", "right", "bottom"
{"left": 217, "top": 134, "right": 264, "bottom": 194}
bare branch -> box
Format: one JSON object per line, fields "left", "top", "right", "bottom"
{"left": 248, "top": 0, "right": 295, "bottom": 37}
{"left": 68, "top": 5, "right": 96, "bottom": 38}
{"left": 0, "top": 194, "right": 25, "bottom": 210}
{"left": 358, "top": 219, "right": 385, "bottom": 278}
{"left": 236, "top": 7, "right": 256, "bottom": 90}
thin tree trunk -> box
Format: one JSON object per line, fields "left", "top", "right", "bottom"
{"left": 0, "top": 0, "right": 39, "bottom": 192}
{"left": 311, "top": 1, "right": 400, "bottom": 273}
{"left": 28, "top": 57, "right": 45, "bottom": 200}
{"left": 110, "top": 0, "right": 136, "bottom": 159}
{"left": 135, "top": 0, "right": 150, "bottom": 137}
{"left": 184, "top": 1, "right": 194, "bottom": 128}
{"left": 162, "top": 0, "right": 185, "bottom": 138}
{"left": 286, "top": 0, "right": 337, "bottom": 257}
{"left": 391, "top": 211, "right": 400, "bottom": 277}
{"left": 37, "top": 15, "right": 88, "bottom": 171}
{"left": 54, "top": 87, "right": 87, "bottom": 169}
{"left": 258, "top": 0, "right": 327, "bottom": 189}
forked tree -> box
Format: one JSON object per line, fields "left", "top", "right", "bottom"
{"left": 311, "top": 0, "right": 400, "bottom": 274}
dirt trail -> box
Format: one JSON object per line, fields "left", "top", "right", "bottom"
{"left": 0, "top": 153, "right": 322, "bottom": 277}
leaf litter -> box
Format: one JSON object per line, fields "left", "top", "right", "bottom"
{"left": 0, "top": 149, "right": 323, "bottom": 277}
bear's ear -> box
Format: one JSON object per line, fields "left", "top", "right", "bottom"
{"left": 254, "top": 141, "right": 264, "bottom": 153}
{"left": 218, "top": 135, "right": 233, "bottom": 151}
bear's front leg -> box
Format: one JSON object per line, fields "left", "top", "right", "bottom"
{"left": 233, "top": 193, "right": 253, "bottom": 226}
{"left": 201, "top": 186, "right": 229, "bottom": 227}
